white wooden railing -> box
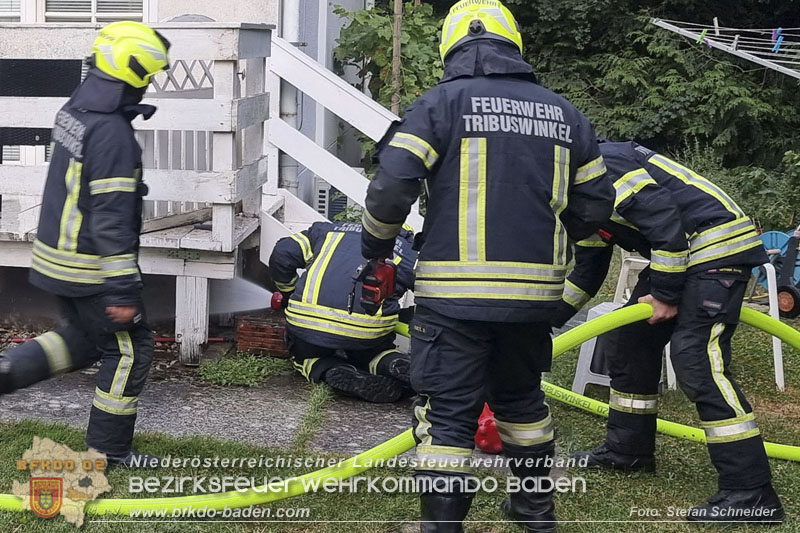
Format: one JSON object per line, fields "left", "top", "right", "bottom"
{"left": 0, "top": 23, "right": 271, "bottom": 254}
{"left": 260, "top": 36, "right": 423, "bottom": 260}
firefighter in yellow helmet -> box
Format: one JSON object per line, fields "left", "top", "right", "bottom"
{"left": 361, "top": 1, "right": 614, "bottom": 531}
{"left": 0, "top": 22, "right": 170, "bottom": 467}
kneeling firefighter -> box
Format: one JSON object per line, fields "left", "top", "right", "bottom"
{"left": 553, "top": 140, "right": 783, "bottom": 523}
{"left": 360, "top": 1, "right": 615, "bottom": 531}
{"left": 269, "top": 222, "right": 417, "bottom": 403}
{"left": 0, "top": 22, "right": 170, "bottom": 466}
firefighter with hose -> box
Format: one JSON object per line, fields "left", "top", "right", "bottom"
{"left": 554, "top": 139, "right": 784, "bottom": 523}
{"left": 359, "top": 1, "right": 615, "bottom": 530}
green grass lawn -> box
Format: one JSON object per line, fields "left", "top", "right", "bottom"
{"left": 1, "top": 266, "right": 799, "bottom": 531}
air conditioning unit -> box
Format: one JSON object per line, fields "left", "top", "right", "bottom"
{"left": 314, "top": 170, "right": 363, "bottom": 221}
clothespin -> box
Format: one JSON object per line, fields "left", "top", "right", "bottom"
{"left": 773, "top": 27, "right": 782, "bottom": 42}
{"left": 773, "top": 35, "right": 784, "bottom": 53}
{"left": 732, "top": 34, "right": 739, "bottom": 50}
{"left": 696, "top": 28, "right": 708, "bottom": 44}
{"left": 713, "top": 17, "right": 720, "bottom": 36}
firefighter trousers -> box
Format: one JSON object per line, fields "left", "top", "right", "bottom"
{"left": 1, "top": 295, "right": 153, "bottom": 456}
{"left": 409, "top": 305, "right": 553, "bottom": 477}
{"left": 600, "top": 266, "right": 771, "bottom": 489}
{"left": 286, "top": 332, "right": 400, "bottom": 383}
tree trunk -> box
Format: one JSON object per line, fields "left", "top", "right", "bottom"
{"left": 391, "top": 0, "right": 403, "bottom": 115}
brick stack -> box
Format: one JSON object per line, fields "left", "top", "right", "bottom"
{"left": 236, "top": 312, "right": 289, "bottom": 358}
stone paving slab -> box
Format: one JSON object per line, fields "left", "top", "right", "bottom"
{"left": 309, "top": 395, "right": 414, "bottom": 455}
{"left": 0, "top": 364, "right": 311, "bottom": 451}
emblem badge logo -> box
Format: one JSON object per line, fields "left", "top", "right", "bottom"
{"left": 30, "top": 477, "right": 63, "bottom": 518}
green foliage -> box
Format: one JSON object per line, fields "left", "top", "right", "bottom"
{"left": 198, "top": 353, "right": 293, "bottom": 387}
{"left": 334, "top": 0, "right": 800, "bottom": 226}
{"left": 503, "top": 0, "right": 800, "bottom": 168}
{"left": 333, "top": 2, "right": 443, "bottom": 112}
{"left": 673, "top": 140, "right": 800, "bottom": 230}
{"left": 331, "top": 192, "right": 364, "bottom": 222}
{"left": 291, "top": 383, "right": 334, "bottom": 452}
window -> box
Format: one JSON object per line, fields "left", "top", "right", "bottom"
{"left": 0, "top": 0, "right": 20, "bottom": 22}
{"left": 1, "top": 146, "right": 21, "bottom": 162}
{"left": 45, "top": 0, "right": 143, "bottom": 22}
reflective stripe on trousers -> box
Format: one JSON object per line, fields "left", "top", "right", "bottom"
{"left": 608, "top": 388, "right": 659, "bottom": 414}
{"left": 33, "top": 332, "right": 71, "bottom": 376}
{"left": 495, "top": 414, "right": 554, "bottom": 447}
{"left": 416, "top": 444, "right": 472, "bottom": 473}
{"left": 701, "top": 413, "right": 760, "bottom": 444}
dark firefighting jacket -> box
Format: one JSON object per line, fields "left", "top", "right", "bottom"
{"left": 559, "top": 141, "right": 767, "bottom": 315}
{"left": 29, "top": 71, "right": 152, "bottom": 306}
{"left": 270, "top": 222, "right": 417, "bottom": 350}
{"left": 361, "top": 40, "right": 615, "bottom": 322}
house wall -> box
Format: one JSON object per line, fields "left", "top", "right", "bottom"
{"left": 295, "top": 0, "right": 371, "bottom": 206}
{"left": 156, "top": 0, "right": 279, "bottom": 24}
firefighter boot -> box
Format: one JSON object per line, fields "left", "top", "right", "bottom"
{"left": 324, "top": 364, "right": 403, "bottom": 403}
{"left": 687, "top": 484, "right": 785, "bottom": 524}
{"left": 419, "top": 475, "right": 475, "bottom": 533}
{"left": 419, "top": 493, "right": 473, "bottom": 533}
{"left": 501, "top": 442, "right": 557, "bottom": 533}
{"left": 570, "top": 442, "right": 655, "bottom": 473}
{"left": 372, "top": 350, "right": 411, "bottom": 384}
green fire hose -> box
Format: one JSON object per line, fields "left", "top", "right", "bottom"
{"left": 0, "top": 304, "right": 796, "bottom": 514}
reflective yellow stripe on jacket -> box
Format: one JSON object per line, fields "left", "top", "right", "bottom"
{"left": 650, "top": 249, "right": 688, "bottom": 274}
{"left": 32, "top": 239, "right": 104, "bottom": 285}
{"left": 415, "top": 261, "right": 566, "bottom": 301}
{"left": 89, "top": 177, "right": 138, "bottom": 195}
{"left": 459, "top": 137, "right": 488, "bottom": 262}
{"left": 389, "top": 132, "right": 440, "bottom": 170}
{"left": 32, "top": 239, "right": 139, "bottom": 285}
{"left": 285, "top": 301, "right": 397, "bottom": 340}
{"left": 302, "top": 232, "right": 344, "bottom": 304}
{"left": 563, "top": 280, "right": 591, "bottom": 310}
{"left": 649, "top": 155, "right": 744, "bottom": 217}
{"left": 574, "top": 156, "right": 606, "bottom": 185}
{"left": 551, "top": 145, "right": 570, "bottom": 265}
{"left": 58, "top": 158, "right": 84, "bottom": 252}
{"left": 613, "top": 168, "right": 657, "bottom": 207}
{"left": 688, "top": 217, "right": 762, "bottom": 268}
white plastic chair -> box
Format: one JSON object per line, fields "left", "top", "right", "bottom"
{"left": 571, "top": 301, "right": 620, "bottom": 394}
{"left": 573, "top": 250, "right": 674, "bottom": 394}
{"left": 574, "top": 253, "right": 786, "bottom": 393}
{"left": 752, "top": 262, "right": 784, "bottom": 390}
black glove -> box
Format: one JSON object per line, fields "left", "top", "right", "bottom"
{"left": 550, "top": 300, "right": 578, "bottom": 329}
{"left": 398, "top": 306, "right": 416, "bottom": 324}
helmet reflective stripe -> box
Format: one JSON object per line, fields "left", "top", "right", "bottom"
{"left": 139, "top": 43, "right": 167, "bottom": 62}
{"left": 442, "top": 12, "right": 470, "bottom": 46}
{"left": 484, "top": 8, "right": 515, "bottom": 33}
{"left": 97, "top": 44, "right": 118, "bottom": 70}
{"left": 439, "top": 0, "right": 523, "bottom": 61}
